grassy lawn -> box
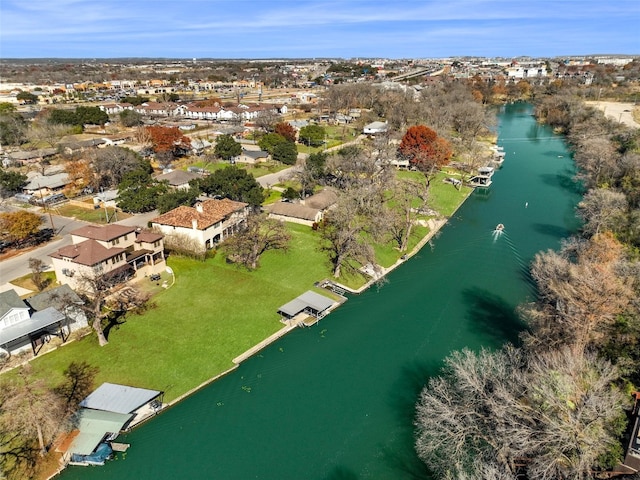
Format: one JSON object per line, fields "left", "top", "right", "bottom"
{"left": 428, "top": 171, "right": 474, "bottom": 217}
{"left": 189, "top": 160, "right": 289, "bottom": 179}
{"left": 263, "top": 188, "right": 284, "bottom": 204}
{"left": 54, "top": 204, "right": 131, "bottom": 224}
{"left": 27, "top": 223, "right": 336, "bottom": 402}
{"left": 10, "top": 272, "right": 57, "bottom": 294}
{"left": 20, "top": 168, "right": 472, "bottom": 404}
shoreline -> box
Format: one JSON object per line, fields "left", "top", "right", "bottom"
{"left": 47, "top": 184, "right": 475, "bottom": 479}
{"left": 148, "top": 191, "right": 473, "bottom": 405}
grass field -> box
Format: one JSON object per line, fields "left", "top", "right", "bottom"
{"left": 54, "top": 204, "right": 131, "bottom": 224}
{"left": 190, "top": 160, "right": 289, "bottom": 178}
{"left": 27, "top": 224, "right": 336, "bottom": 401}
{"left": 428, "top": 171, "right": 474, "bottom": 217}
{"left": 10, "top": 272, "right": 57, "bottom": 294}
{"left": 22, "top": 169, "right": 471, "bottom": 403}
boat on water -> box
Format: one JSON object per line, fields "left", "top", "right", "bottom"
{"left": 495, "top": 223, "right": 505, "bottom": 232}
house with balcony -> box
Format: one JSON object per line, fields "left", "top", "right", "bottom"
{"left": 150, "top": 198, "right": 249, "bottom": 250}
{"left": 49, "top": 225, "right": 165, "bottom": 291}
{"left": 0, "top": 285, "right": 86, "bottom": 357}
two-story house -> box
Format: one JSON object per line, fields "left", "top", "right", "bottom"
{"left": 150, "top": 198, "right": 249, "bottom": 250}
{"left": 49, "top": 225, "right": 165, "bottom": 291}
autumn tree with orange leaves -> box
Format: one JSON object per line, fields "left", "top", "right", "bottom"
{"left": 398, "top": 125, "right": 452, "bottom": 184}
{"left": 274, "top": 122, "right": 297, "bottom": 143}
{"left": 146, "top": 125, "right": 191, "bottom": 162}
{"left": 523, "top": 232, "right": 636, "bottom": 355}
{"left": 64, "top": 159, "right": 94, "bottom": 196}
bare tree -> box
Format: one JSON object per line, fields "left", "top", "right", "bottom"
{"left": 415, "top": 346, "right": 628, "bottom": 480}
{"left": 577, "top": 188, "right": 628, "bottom": 236}
{"left": 26, "top": 122, "right": 71, "bottom": 149}
{"left": 382, "top": 177, "right": 428, "bottom": 252}
{"left": 523, "top": 349, "right": 628, "bottom": 479}
{"left": 523, "top": 232, "right": 636, "bottom": 354}
{"left": 28, "top": 258, "right": 49, "bottom": 292}
{"left": 0, "top": 365, "right": 64, "bottom": 457}
{"left": 223, "top": 213, "right": 290, "bottom": 269}
{"left": 415, "top": 347, "right": 527, "bottom": 478}
{"left": 159, "top": 230, "right": 207, "bottom": 260}
{"left": 92, "top": 146, "right": 145, "bottom": 189}
{"left": 75, "top": 269, "right": 135, "bottom": 346}
{"left": 574, "top": 137, "right": 620, "bottom": 188}
{"left": 254, "top": 110, "right": 280, "bottom": 132}
{"left": 318, "top": 194, "right": 376, "bottom": 278}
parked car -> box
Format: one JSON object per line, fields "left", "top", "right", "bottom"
{"left": 30, "top": 193, "right": 66, "bottom": 206}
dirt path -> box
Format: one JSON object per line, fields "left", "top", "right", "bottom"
{"left": 585, "top": 101, "right": 639, "bottom": 129}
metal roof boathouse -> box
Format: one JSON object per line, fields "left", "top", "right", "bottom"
{"left": 64, "top": 383, "right": 164, "bottom": 466}
{"left": 277, "top": 290, "right": 335, "bottom": 321}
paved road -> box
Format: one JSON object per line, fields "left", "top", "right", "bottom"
{"left": 0, "top": 210, "right": 159, "bottom": 284}
{"left": 256, "top": 166, "right": 298, "bottom": 188}
{"left": 0, "top": 214, "right": 85, "bottom": 284}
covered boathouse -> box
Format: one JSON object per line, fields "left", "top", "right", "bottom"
{"left": 64, "top": 383, "right": 164, "bottom": 466}
{"left": 277, "top": 290, "right": 335, "bottom": 321}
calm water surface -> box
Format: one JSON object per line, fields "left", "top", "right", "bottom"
{"left": 61, "top": 103, "right": 582, "bottom": 480}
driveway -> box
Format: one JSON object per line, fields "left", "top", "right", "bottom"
{"left": 0, "top": 210, "right": 160, "bottom": 285}
{"left": 257, "top": 166, "right": 298, "bottom": 188}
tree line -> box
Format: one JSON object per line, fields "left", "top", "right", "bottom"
{"left": 415, "top": 93, "right": 640, "bottom": 479}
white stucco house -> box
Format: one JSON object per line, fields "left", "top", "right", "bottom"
{"left": 150, "top": 198, "right": 250, "bottom": 250}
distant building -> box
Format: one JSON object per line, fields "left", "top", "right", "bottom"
{"left": 363, "top": 121, "right": 388, "bottom": 135}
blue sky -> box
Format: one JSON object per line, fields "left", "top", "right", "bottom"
{"left": 1, "top": 0, "right": 638, "bottom": 59}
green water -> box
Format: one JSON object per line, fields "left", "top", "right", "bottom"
{"left": 60, "top": 103, "right": 582, "bottom": 480}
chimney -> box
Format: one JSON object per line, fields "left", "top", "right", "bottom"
{"left": 195, "top": 202, "right": 203, "bottom": 213}
{"left": 192, "top": 219, "right": 198, "bottom": 229}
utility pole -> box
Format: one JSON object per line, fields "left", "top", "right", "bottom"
{"left": 37, "top": 183, "right": 55, "bottom": 232}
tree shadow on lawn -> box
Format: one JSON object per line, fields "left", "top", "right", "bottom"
{"left": 462, "top": 287, "right": 527, "bottom": 347}
{"left": 103, "top": 311, "right": 128, "bottom": 341}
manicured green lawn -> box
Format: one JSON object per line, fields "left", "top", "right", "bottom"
{"left": 190, "top": 160, "right": 289, "bottom": 178}
{"left": 428, "top": 171, "right": 474, "bottom": 217}
{"left": 23, "top": 170, "right": 471, "bottom": 403}
{"left": 54, "top": 204, "right": 131, "bottom": 224}
{"left": 28, "top": 224, "right": 335, "bottom": 402}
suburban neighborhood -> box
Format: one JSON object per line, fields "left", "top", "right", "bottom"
{"left": 0, "top": 50, "right": 639, "bottom": 480}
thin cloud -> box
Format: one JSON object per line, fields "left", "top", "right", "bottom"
{"left": 1, "top": 0, "right": 638, "bottom": 57}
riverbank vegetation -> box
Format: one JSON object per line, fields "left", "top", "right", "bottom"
{"left": 1, "top": 80, "right": 492, "bottom": 479}
{"left": 415, "top": 91, "right": 640, "bottom": 479}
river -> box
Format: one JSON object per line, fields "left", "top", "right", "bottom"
{"left": 59, "top": 103, "right": 582, "bottom": 480}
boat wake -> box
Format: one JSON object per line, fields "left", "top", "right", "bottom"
{"left": 492, "top": 224, "right": 505, "bottom": 242}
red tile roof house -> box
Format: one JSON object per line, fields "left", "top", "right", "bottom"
{"left": 150, "top": 198, "right": 249, "bottom": 251}
{"left": 49, "top": 224, "right": 165, "bottom": 292}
